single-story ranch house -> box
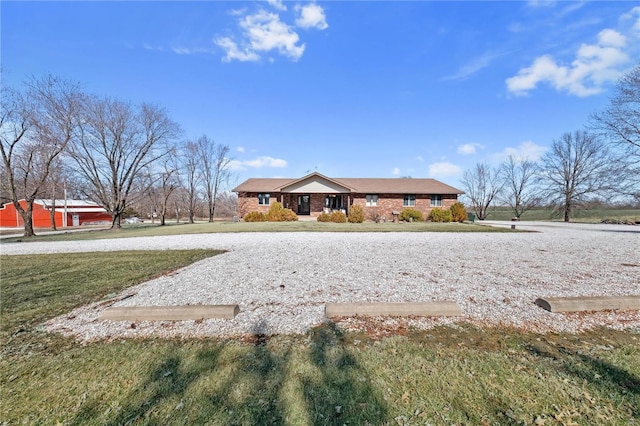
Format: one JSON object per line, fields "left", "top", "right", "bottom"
{"left": 0, "top": 199, "right": 111, "bottom": 228}
{"left": 233, "top": 172, "right": 464, "bottom": 220}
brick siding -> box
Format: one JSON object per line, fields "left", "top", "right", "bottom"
{"left": 238, "top": 192, "right": 458, "bottom": 220}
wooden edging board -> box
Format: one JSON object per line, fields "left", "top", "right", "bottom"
{"left": 534, "top": 296, "right": 640, "bottom": 313}
{"left": 100, "top": 305, "right": 240, "bottom": 321}
{"left": 325, "top": 301, "right": 462, "bottom": 318}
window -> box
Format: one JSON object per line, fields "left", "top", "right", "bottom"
{"left": 430, "top": 195, "right": 442, "bottom": 207}
{"left": 325, "top": 195, "right": 343, "bottom": 210}
{"left": 258, "top": 193, "right": 270, "bottom": 205}
{"left": 365, "top": 194, "right": 378, "bottom": 206}
{"left": 403, "top": 194, "right": 416, "bottom": 207}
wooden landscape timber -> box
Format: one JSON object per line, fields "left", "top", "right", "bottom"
{"left": 325, "top": 301, "right": 462, "bottom": 318}
{"left": 100, "top": 304, "right": 240, "bottom": 321}
{"left": 534, "top": 296, "right": 640, "bottom": 313}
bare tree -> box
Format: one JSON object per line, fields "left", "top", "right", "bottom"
{"left": 177, "top": 140, "right": 201, "bottom": 223}
{"left": 461, "top": 162, "right": 504, "bottom": 220}
{"left": 590, "top": 64, "right": 640, "bottom": 200}
{"left": 499, "top": 155, "right": 541, "bottom": 219}
{"left": 196, "top": 135, "right": 232, "bottom": 222}
{"left": 0, "top": 76, "right": 81, "bottom": 237}
{"left": 144, "top": 153, "right": 178, "bottom": 226}
{"left": 69, "top": 97, "right": 180, "bottom": 229}
{"left": 539, "top": 131, "right": 619, "bottom": 222}
{"left": 214, "top": 190, "right": 239, "bottom": 218}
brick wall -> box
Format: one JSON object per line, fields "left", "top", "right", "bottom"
{"left": 237, "top": 192, "right": 279, "bottom": 217}
{"left": 238, "top": 192, "right": 458, "bottom": 220}
{"left": 351, "top": 193, "right": 458, "bottom": 221}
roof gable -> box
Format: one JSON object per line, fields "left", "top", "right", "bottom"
{"left": 278, "top": 172, "right": 353, "bottom": 193}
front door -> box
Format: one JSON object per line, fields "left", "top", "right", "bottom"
{"left": 297, "top": 194, "right": 310, "bottom": 215}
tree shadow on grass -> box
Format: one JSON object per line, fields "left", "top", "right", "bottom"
{"left": 70, "top": 343, "right": 225, "bottom": 425}
{"left": 69, "top": 320, "right": 388, "bottom": 425}
{"left": 524, "top": 341, "right": 640, "bottom": 418}
{"left": 302, "top": 322, "right": 389, "bottom": 425}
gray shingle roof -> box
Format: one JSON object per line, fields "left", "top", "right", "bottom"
{"left": 232, "top": 173, "right": 463, "bottom": 194}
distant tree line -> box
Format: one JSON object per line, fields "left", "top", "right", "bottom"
{"left": 461, "top": 64, "right": 640, "bottom": 222}
{"left": 1, "top": 75, "right": 236, "bottom": 237}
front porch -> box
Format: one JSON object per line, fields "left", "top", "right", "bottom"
{"left": 280, "top": 193, "right": 350, "bottom": 218}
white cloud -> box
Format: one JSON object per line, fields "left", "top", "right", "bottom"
{"left": 229, "top": 8, "right": 247, "bottom": 16}
{"left": 143, "top": 43, "right": 165, "bottom": 51}
{"left": 229, "top": 156, "right": 288, "bottom": 171}
{"left": 428, "top": 162, "right": 462, "bottom": 177}
{"left": 216, "top": 10, "right": 305, "bottom": 62}
{"left": 215, "top": 37, "right": 260, "bottom": 62}
{"left": 295, "top": 3, "right": 329, "bottom": 30}
{"left": 267, "top": 0, "right": 287, "bottom": 11}
{"left": 457, "top": 143, "right": 484, "bottom": 155}
{"left": 506, "top": 10, "right": 637, "bottom": 97}
{"left": 443, "top": 51, "right": 509, "bottom": 81}
{"left": 492, "top": 141, "right": 547, "bottom": 162}
{"left": 237, "top": 146, "right": 246, "bottom": 153}
{"left": 243, "top": 11, "right": 305, "bottom": 59}
{"left": 416, "top": 156, "right": 424, "bottom": 162}
{"left": 392, "top": 167, "right": 400, "bottom": 175}
{"left": 621, "top": 6, "right": 640, "bottom": 32}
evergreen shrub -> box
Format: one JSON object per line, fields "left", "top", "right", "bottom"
{"left": 450, "top": 202, "right": 468, "bottom": 223}
{"left": 266, "top": 202, "right": 298, "bottom": 222}
{"left": 429, "top": 208, "right": 452, "bottom": 222}
{"left": 243, "top": 211, "right": 267, "bottom": 222}
{"left": 329, "top": 211, "right": 347, "bottom": 223}
{"left": 399, "top": 208, "right": 423, "bottom": 222}
{"left": 348, "top": 205, "right": 365, "bottom": 223}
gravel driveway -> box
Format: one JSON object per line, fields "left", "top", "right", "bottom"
{"left": 3, "top": 221, "right": 639, "bottom": 340}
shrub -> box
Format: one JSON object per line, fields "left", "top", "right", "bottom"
{"left": 399, "top": 208, "right": 423, "bottom": 222}
{"left": 266, "top": 202, "right": 298, "bottom": 222}
{"left": 450, "top": 202, "right": 468, "bottom": 223}
{"left": 348, "top": 205, "right": 365, "bottom": 223}
{"left": 280, "top": 208, "right": 298, "bottom": 222}
{"left": 429, "top": 207, "right": 452, "bottom": 223}
{"left": 329, "top": 211, "right": 347, "bottom": 223}
{"left": 317, "top": 212, "right": 331, "bottom": 222}
{"left": 243, "top": 211, "right": 267, "bottom": 222}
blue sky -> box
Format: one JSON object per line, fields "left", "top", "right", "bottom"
{"left": 2, "top": 1, "right": 639, "bottom": 190}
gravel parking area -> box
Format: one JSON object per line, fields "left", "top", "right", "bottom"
{"left": 3, "top": 222, "right": 639, "bottom": 340}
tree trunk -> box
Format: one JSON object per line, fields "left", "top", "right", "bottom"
{"left": 564, "top": 196, "right": 571, "bottom": 222}
{"left": 111, "top": 214, "right": 122, "bottom": 230}
{"left": 18, "top": 204, "right": 36, "bottom": 237}
{"left": 50, "top": 199, "right": 58, "bottom": 231}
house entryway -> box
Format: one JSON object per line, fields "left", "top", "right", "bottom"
{"left": 297, "top": 194, "right": 310, "bottom": 215}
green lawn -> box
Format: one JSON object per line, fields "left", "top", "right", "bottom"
{"left": 484, "top": 207, "right": 640, "bottom": 222}
{"left": 0, "top": 220, "right": 517, "bottom": 242}
{"left": 1, "top": 251, "right": 639, "bottom": 425}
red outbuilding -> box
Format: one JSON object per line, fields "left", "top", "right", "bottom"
{"left": 0, "top": 199, "right": 112, "bottom": 228}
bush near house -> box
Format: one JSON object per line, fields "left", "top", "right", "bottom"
{"left": 399, "top": 208, "right": 424, "bottom": 222}
{"left": 317, "top": 211, "right": 348, "bottom": 223}
{"left": 330, "top": 211, "right": 347, "bottom": 223}
{"left": 429, "top": 208, "right": 453, "bottom": 223}
{"left": 243, "top": 203, "right": 298, "bottom": 222}
{"left": 348, "top": 205, "right": 365, "bottom": 223}
{"left": 317, "top": 212, "right": 331, "bottom": 222}
{"left": 266, "top": 202, "right": 298, "bottom": 222}
{"left": 243, "top": 211, "right": 267, "bottom": 222}
{"left": 450, "top": 202, "right": 468, "bottom": 223}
